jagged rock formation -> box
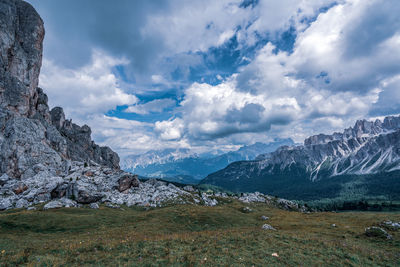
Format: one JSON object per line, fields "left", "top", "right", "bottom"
{"left": 202, "top": 116, "right": 400, "bottom": 199}
{"left": 255, "top": 116, "right": 400, "bottom": 179}
{"left": 0, "top": 0, "right": 119, "bottom": 181}
{"left": 0, "top": 0, "right": 121, "bottom": 209}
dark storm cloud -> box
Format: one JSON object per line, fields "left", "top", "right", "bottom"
{"left": 343, "top": 0, "right": 400, "bottom": 59}
{"left": 27, "top": 0, "right": 169, "bottom": 74}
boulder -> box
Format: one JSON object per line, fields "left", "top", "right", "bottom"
{"left": 0, "top": 198, "right": 12, "bottom": 210}
{"left": 12, "top": 183, "right": 28, "bottom": 194}
{"left": 51, "top": 183, "right": 69, "bottom": 199}
{"left": 365, "top": 226, "right": 392, "bottom": 239}
{"left": 0, "top": 173, "right": 9, "bottom": 186}
{"left": 15, "top": 198, "right": 28, "bottom": 208}
{"left": 261, "top": 215, "right": 269, "bottom": 220}
{"left": 183, "top": 186, "right": 195, "bottom": 192}
{"left": 239, "top": 192, "right": 266, "bottom": 203}
{"left": 89, "top": 203, "right": 99, "bottom": 209}
{"left": 43, "top": 198, "right": 77, "bottom": 209}
{"left": 380, "top": 221, "right": 400, "bottom": 231}
{"left": 201, "top": 193, "right": 218, "bottom": 206}
{"left": 105, "top": 203, "right": 120, "bottom": 209}
{"left": 43, "top": 200, "right": 63, "bottom": 210}
{"left": 262, "top": 224, "right": 276, "bottom": 231}
{"left": 76, "top": 190, "right": 103, "bottom": 204}
{"left": 118, "top": 174, "right": 139, "bottom": 192}
{"left": 241, "top": 206, "right": 253, "bottom": 213}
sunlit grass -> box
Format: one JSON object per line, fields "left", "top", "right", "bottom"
{"left": 0, "top": 201, "right": 399, "bottom": 266}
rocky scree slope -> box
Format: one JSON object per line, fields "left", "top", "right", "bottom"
{"left": 202, "top": 116, "right": 400, "bottom": 198}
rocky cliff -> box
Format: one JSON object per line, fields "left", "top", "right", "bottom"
{"left": 0, "top": 0, "right": 119, "bottom": 181}
{"left": 0, "top": 0, "right": 127, "bottom": 210}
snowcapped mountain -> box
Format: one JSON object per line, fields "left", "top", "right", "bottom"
{"left": 121, "top": 148, "right": 197, "bottom": 170}
{"left": 121, "top": 139, "right": 294, "bottom": 183}
{"left": 201, "top": 115, "right": 400, "bottom": 200}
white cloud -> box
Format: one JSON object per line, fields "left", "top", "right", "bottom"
{"left": 39, "top": 50, "right": 138, "bottom": 121}
{"left": 142, "top": 0, "right": 249, "bottom": 53}
{"left": 35, "top": 0, "right": 400, "bottom": 155}
{"left": 154, "top": 0, "right": 399, "bottom": 143}
{"left": 124, "top": 98, "right": 176, "bottom": 115}
{"left": 155, "top": 118, "right": 184, "bottom": 140}
{"left": 86, "top": 115, "right": 187, "bottom": 156}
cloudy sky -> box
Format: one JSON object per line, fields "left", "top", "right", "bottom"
{"left": 26, "top": 0, "right": 400, "bottom": 156}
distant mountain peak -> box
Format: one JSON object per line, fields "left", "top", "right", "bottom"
{"left": 202, "top": 115, "right": 400, "bottom": 198}
{"left": 305, "top": 116, "right": 400, "bottom": 146}
{"left": 121, "top": 139, "right": 294, "bottom": 183}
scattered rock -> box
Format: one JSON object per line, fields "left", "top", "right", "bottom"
{"left": 105, "top": 203, "right": 120, "bottom": 209}
{"left": 183, "top": 186, "right": 194, "bottom": 192}
{"left": 201, "top": 193, "right": 218, "bottom": 206}
{"left": 15, "top": 198, "right": 29, "bottom": 208}
{"left": 84, "top": 171, "right": 94, "bottom": 177}
{"left": 43, "top": 198, "right": 77, "bottom": 209}
{"left": 12, "top": 183, "right": 28, "bottom": 195}
{"left": 276, "top": 198, "right": 302, "bottom": 211}
{"left": 239, "top": 192, "right": 265, "bottom": 203}
{"left": 89, "top": 203, "right": 99, "bottom": 209}
{"left": 241, "top": 206, "right": 253, "bottom": 213}
{"left": 44, "top": 200, "right": 63, "bottom": 210}
{"left": 27, "top": 206, "right": 37, "bottom": 211}
{"left": 365, "top": 227, "right": 392, "bottom": 239}
{"left": 0, "top": 174, "right": 9, "bottom": 186}
{"left": 380, "top": 220, "right": 400, "bottom": 231}
{"left": 0, "top": 198, "right": 12, "bottom": 210}
{"left": 331, "top": 224, "right": 337, "bottom": 227}
{"left": 262, "top": 224, "right": 276, "bottom": 231}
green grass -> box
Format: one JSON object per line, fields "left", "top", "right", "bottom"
{"left": 0, "top": 201, "right": 399, "bottom": 266}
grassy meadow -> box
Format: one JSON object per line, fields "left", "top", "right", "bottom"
{"left": 0, "top": 200, "right": 399, "bottom": 266}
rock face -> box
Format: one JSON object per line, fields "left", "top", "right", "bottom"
{"left": 50, "top": 107, "right": 120, "bottom": 169}
{"left": 0, "top": 0, "right": 44, "bottom": 116}
{"left": 0, "top": 0, "right": 124, "bottom": 208}
{"left": 0, "top": 0, "right": 119, "bottom": 182}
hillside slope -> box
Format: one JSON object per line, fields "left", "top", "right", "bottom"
{"left": 202, "top": 116, "right": 400, "bottom": 200}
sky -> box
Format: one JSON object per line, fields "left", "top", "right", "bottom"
{"left": 26, "top": 0, "right": 400, "bottom": 156}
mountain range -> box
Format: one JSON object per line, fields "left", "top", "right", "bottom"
{"left": 202, "top": 116, "right": 400, "bottom": 201}
{"left": 121, "top": 139, "right": 294, "bottom": 184}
